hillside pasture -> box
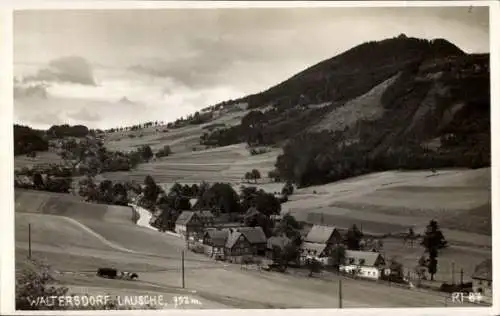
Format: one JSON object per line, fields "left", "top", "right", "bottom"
{"left": 14, "top": 190, "right": 485, "bottom": 308}
{"left": 381, "top": 238, "right": 491, "bottom": 284}
{"left": 100, "top": 143, "right": 281, "bottom": 184}
{"left": 15, "top": 189, "right": 136, "bottom": 224}
{"left": 14, "top": 151, "right": 64, "bottom": 170}
{"left": 282, "top": 168, "right": 491, "bottom": 245}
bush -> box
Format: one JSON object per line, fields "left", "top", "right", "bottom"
{"left": 155, "top": 145, "right": 172, "bottom": 158}
{"left": 16, "top": 259, "right": 157, "bottom": 310}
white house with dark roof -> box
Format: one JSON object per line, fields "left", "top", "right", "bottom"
{"left": 472, "top": 259, "right": 492, "bottom": 299}
{"left": 339, "top": 250, "right": 386, "bottom": 280}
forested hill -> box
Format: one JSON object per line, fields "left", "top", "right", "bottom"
{"left": 201, "top": 35, "right": 490, "bottom": 187}
{"left": 241, "top": 35, "right": 465, "bottom": 110}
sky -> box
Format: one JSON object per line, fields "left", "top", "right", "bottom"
{"left": 13, "top": 6, "right": 490, "bottom": 130}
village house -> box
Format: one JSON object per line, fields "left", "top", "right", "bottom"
{"left": 224, "top": 229, "right": 253, "bottom": 263}
{"left": 236, "top": 226, "right": 268, "bottom": 255}
{"left": 174, "top": 210, "right": 215, "bottom": 239}
{"left": 304, "top": 225, "right": 343, "bottom": 245}
{"left": 339, "top": 250, "right": 386, "bottom": 280}
{"left": 202, "top": 228, "right": 229, "bottom": 259}
{"left": 300, "top": 225, "right": 343, "bottom": 265}
{"left": 471, "top": 259, "right": 492, "bottom": 299}
{"left": 201, "top": 226, "right": 268, "bottom": 262}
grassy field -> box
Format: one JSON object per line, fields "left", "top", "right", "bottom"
{"left": 14, "top": 151, "right": 64, "bottom": 170}
{"left": 13, "top": 108, "right": 492, "bottom": 308}
{"left": 15, "top": 189, "right": 487, "bottom": 309}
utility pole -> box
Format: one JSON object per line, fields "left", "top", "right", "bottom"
{"left": 28, "top": 223, "right": 32, "bottom": 259}
{"left": 181, "top": 250, "right": 185, "bottom": 289}
{"left": 460, "top": 268, "right": 464, "bottom": 285}
{"left": 338, "top": 279, "right": 343, "bottom": 309}
{"left": 451, "top": 261, "right": 455, "bottom": 285}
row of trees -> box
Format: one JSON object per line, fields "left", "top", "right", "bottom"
{"left": 14, "top": 125, "right": 49, "bottom": 156}
{"left": 244, "top": 169, "right": 261, "bottom": 183}
{"left": 15, "top": 173, "right": 72, "bottom": 193}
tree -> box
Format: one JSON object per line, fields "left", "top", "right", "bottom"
{"left": 244, "top": 172, "right": 252, "bottom": 183}
{"left": 98, "top": 180, "right": 114, "bottom": 204}
{"left": 169, "top": 183, "right": 183, "bottom": 197}
{"left": 196, "top": 182, "right": 241, "bottom": 213}
{"left": 32, "top": 172, "right": 44, "bottom": 189}
{"left": 27, "top": 151, "right": 37, "bottom": 158}
{"left": 281, "top": 181, "right": 294, "bottom": 195}
{"left": 330, "top": 244, "right": 347, "bottom": 272}
{"left": 240, "top": 186, "right": 281, "bottom": 216}
{"left": 306, "top": 258, "right": 322, "bottom": 277}
{"left": 143, "top": 175, "right": 161, "bottom": 209}
{"left": 274, "top": 213, "right": 302, "bottom": 242}
{"left": 139, "top": 145, "right": 154, "bottom": 161}
{"left": 346, "top": 224, "right": 363, "bottom": 250}
{"left": 268, "top": 169, "right": 281, "bottom": 182}
{"left": 421, "top": 219, "right": 446, "bottom": 281}
{"left": 251, "top": 169, "right": 261, "bottom": 183}
{"left": 112, "top": 183, "right": 128, "bottom": 206}
{"left": 77, "top": 176, "right": 99, "bottom": 202}
{"left": 254, "top": 192, "right": 281, "bottom": 216}
{"left": 155, "top": 145, "right": 172, "bottom": 158}
{"left": 16, "top": 260, "right": 69, "bottom": 310}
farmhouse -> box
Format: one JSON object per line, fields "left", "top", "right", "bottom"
{"left": 202, "top": 229, "right": 229, "bottom": 259}
{"left": 174, "top": 210, "right": 215, "bottom": 239}
{"left": 340, "top": 250, "right": 386, "bottom": 280}
{"left": 301, "top": 242, "right": 331, "bottom": 265}
{"left": 236, "top": 226, "right": 268, "bottom": 255}
{"left": 300, "top": 225, "right": 343, "bottom": 265}
{"left": 224, "top": 229, "right": 253, "bottom": 263}
{"left": 471, "top": 259, "right": 492, "bottom": 298}
{"left": 304, "top": 225, "right": 342, "bottom": 245}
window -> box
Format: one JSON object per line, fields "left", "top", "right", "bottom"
{"left": 349, "top": 258, "right": 355, "bottom": 264}
{"left": 488, "top": 281, "right": 492, "bottom": 287}
{"left": 359, "top": 259, "right": 366, "bottom": 265}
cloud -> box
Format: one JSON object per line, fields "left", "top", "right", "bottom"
{"left": 66, "top": 107, "right": 101, "bottom": 122}
{"left": 24, "top": 56, "right": 96, "bottom": 85}
{"left": 14, "top": 83, "right": 49, "bottom": 99}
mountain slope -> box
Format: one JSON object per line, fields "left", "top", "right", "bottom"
{"left": 202, "top": 35, "right": 489, "bottom": 187}
{"left": 242, "top": 35, "right": 465, "bottom": 110}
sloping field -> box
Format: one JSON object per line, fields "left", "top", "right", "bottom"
{"left": 100, "top": 143, "right": 280, "bottom": 184}
{"left": 15, "top": 189, "right": 136, "bottom": 224}
{"left": 15, "top": 190, "right": 480, "bottom": 309}
{"left": 14, "top": 151, "right": 64, "bottom": 170}
{"left": 283, "top": 168, "right": 491, "bottom": 244}
{"left": 15, "top": 213, "right": 117, "bottom": 252}
{"left": 103, "top": 110, "right": 248, "bottom": 154}
{"left": 381, "top": 238, "right": 491, "bottom": 284}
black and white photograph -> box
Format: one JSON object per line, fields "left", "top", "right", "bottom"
{"left": 7, "top": 1, "right": 496, "bottom": 312}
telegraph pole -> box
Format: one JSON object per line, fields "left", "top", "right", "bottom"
{"left": 451, "top": 261, "right": 455, "bottom": 285}
{"left": 181, "top": 250, "right": 185, "bottom": 289}
{"left": 460, "top": 269, "right": 464, "bottom": 285}
{"left": 338, "top": 279, "right": 343, "bottom": 309}
{"left": 28, "top": 223, "right": 32, "bottom": 259}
